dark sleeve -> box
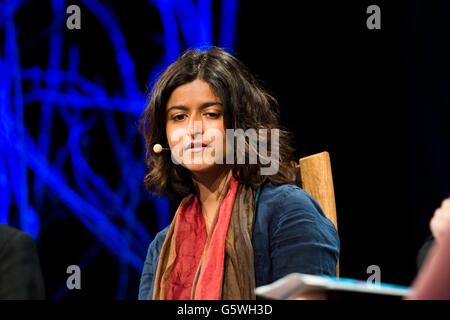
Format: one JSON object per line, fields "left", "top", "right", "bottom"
{"left": 416, "top": 234, "right": 435, "bottom": 272}
{"left": 138, "top": 239, "right": 158, "bottom": 300}
{"left": 0, "top": 230, "right": 46, "bottom": 299}
{"left": 138, "top": 227, "right": 168, "bottom": 300}
{"left": 269, "top": 186, "right": 340, "bottom": 280}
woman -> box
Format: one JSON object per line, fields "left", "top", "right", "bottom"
{"left": 138, "top": 47, "right": 339, "bottom": 300}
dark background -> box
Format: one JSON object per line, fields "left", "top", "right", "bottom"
{"left": 7, "top": 0, "right": 450, "bottom": 298}
{"left": 237, "top": 1, "right": 415, "bottom": 286}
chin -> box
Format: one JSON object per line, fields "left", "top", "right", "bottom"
{"left": 177, "top": 150, "right": 228, "bottom": 175}
{"left": 183, "top": 162, "right": 219, "bottom": 174}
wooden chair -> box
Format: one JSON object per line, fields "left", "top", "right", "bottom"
{"left": 293, "top": 151, "right": 339, "bottom": 277}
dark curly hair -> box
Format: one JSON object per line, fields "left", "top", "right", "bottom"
{"left": 139, "top": 47, "right": 301, "bottom": 199}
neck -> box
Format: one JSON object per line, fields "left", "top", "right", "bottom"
{"left": 192, "top": 166, "right": 232, "bottom": 204}
{"left": 191, "top": 166, "right": 233, "bottom": 234}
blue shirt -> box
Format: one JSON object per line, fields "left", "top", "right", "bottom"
{"left": 138, "top": 181, "right": 340, "bottom": 299}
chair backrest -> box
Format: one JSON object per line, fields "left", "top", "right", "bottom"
{"left": 294, "top": 151, "right": 339, "bottom": 276}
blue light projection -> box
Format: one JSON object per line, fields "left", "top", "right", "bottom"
{"left": 0, "top": 0, "right": 238, "bottom": 298}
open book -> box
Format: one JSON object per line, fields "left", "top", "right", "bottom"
{"left": 255, "top": 273, "right": 413, "bottom": 300}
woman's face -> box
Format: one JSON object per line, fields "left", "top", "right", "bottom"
{"left": 165, "top": 79, "right": 227, "bottom": 174}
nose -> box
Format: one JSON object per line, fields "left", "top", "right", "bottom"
{"left": 187, "top": 116, "right": 203, "bottom": 140}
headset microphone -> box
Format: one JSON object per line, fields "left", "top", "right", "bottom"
{"left": 153, "top": 144, "right": 169, "bottom": 153}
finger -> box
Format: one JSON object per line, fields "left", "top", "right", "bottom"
{"left": 433, "top": 208, "right": 442, "bottom": 220}
{"left": 441, "top": 198, "right": 450, "bottom": 209}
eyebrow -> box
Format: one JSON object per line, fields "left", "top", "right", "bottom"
{"left": 167, "top": 102, "right": 222, "bottom": 114}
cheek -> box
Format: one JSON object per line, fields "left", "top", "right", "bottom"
{"left": 165, "top": 124, "right": 171, "bottom": 147}
{"left": 209, "top": 123, "right": 226, "bottom": 145}
{"left": 213, "top": 120, "right": 226, "bottom": 135}
{"left": 216, "top": 125, "right": 227, "bottom": 156}
{"left": 166, "top": 123, "right": 185, "bottom": 148}
{"left": 216, "top": 123, "right": 227, "bottom": 147}
{"left": 166, "top": 124, "right": 177, "bottom": 148}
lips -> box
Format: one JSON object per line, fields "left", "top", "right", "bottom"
{"left": 185, "top": 142, "right": 210, "bottom": 151}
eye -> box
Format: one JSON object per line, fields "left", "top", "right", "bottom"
{"left": 171, "top": 114, "right": 187, "bottom": 121}
{"left": 204, "top": 112, "right": 221, "bottom": 119}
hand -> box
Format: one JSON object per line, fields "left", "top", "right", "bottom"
{"left": 430, "top": 198, "right": 450, "bottom": 242}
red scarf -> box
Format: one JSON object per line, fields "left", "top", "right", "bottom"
{"left": 165, "top": 176, "right": 239, "bottom": 299}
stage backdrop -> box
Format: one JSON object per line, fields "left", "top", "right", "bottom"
{"left": 1, "top": 0, "right": 448, "bottom": 299}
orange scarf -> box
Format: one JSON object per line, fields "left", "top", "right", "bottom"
{"left": 152, "top": 175, "right": 258, "bottom": 300}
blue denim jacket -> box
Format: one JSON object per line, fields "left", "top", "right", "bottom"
{"left": 138, "top": 181, "right": 340, "bottom": 299}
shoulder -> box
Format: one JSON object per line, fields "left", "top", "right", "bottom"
{"left": 145, "top": 225, "right": 170, "bottom": 261}
{"left": 0, "top": 225, "right": 45, "bottom": 299}
{"left": 0, "top": 224, "right": 36, "bottom": 256}
{"left": 258, "top": 181, "right": 325, "bottom": 219}
{"left": 254, "top": 182, "right": 340, "bottom": 278}
{"left": 0, "top": 225, "right": 19, "bottom": 250}
{"left": 256, "top": 181, "right": 338, "bottom": 238}
{"left": 154, "top": 226, "right": 170, "bottom": 248}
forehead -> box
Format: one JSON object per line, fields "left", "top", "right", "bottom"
{"left": 166, "top": 79, "right": 221, "bottom": 109}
